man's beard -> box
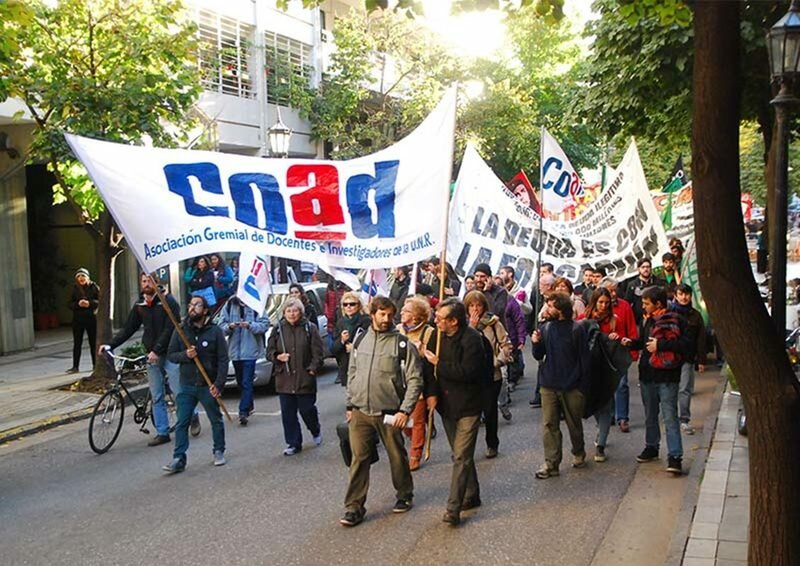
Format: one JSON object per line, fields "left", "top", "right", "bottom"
{"left": 189, "top": 311, "right": 206, "bottom": 323}
{"left": 375, "top": 320, "right": 392, "bottom": 332}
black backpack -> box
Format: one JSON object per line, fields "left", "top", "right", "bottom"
{"left": 579, "top": 319, "right": 621, "bottom": 419}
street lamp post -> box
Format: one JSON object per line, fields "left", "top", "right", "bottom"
{"left": 767, "top": 0, "right": 800, "bottom": 335}
{"left": 268, "top": 109, "right": 292, "bottom": 282}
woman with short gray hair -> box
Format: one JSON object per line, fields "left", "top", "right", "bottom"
{"left": 267, "top": 297, "right": 324, "bottom": 455}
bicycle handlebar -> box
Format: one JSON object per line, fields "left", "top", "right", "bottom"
{"left": 100, "top": 346, "right": 148, "bottom": 366}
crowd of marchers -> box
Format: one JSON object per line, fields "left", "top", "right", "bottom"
{"left": 73, "top": 234, "right": 711, "bottom": 528}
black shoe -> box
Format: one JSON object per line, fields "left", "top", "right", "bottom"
{"left": 529, "top": 398, "right": 542, "bottom": 408}
{"left": 339, "top": 509, "right": 364, "bottom": 527}
{"left": 239, "top": 416, "right": 248, "bottom": 426}
{"left": 66, "top": 367, "right": 79, "bottom": 374}
{"left": 431, "top": 424, "right": 437, "bottom": 439}
{"left": 485, "top": 447, "right": 498, "bottom": 459}
{"left": 147, "top": 435, "right": 170, "bottom": 447}
{"left": 500, "top": 406, "right": 512, "bottom": 421}
{"left": 392, "top": 499, "right": 413, "bottom": 513}
{"left": 442, "top": 510, "right": 461, "bottom": 526}
{"left": 636, "top": 446, "right": 659, "bottom": 463}
{"left": 666, "top": 456, "right": 683, "bottom": 474}
{"left": 334, "top": 376, "right": 342, "bottom": 385}
{"left": 190, "top": 414, "right": 201, "bottom": 437}
{"left": 461, "top": 497, "right": 482, "bottom": 511}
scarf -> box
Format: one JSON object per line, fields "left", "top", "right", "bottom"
{"left": 644, "top": 306, "right": 667, "bottom": 320}
{"left": 342, "top": 313, "right": 363, "bottom": 337}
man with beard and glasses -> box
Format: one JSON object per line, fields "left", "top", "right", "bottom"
{"left": 163, "top": 296, "right": 228, "bottom": 474}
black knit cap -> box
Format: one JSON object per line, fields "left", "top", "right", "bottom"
{"left": 473, "top": 263, "right": 492, "bottom": 276}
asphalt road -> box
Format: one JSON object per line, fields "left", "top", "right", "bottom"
{"left": 0, "top": 353, "right": 694, "bottom": 566}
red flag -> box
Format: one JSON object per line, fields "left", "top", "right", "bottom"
{"left": 507, "top": 170, "right": 541, "bottom": 215}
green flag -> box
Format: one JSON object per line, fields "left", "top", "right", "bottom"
{"left": 661, "top": 189, "right": 674, "bottom": 229}
{"left": 680, "top": 239, "right": 709, "bottom": 325}
{"left": 662, "top": 156, "right": 688, "bottom": 193}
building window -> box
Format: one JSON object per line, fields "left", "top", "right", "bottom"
{"left": 198, "top": 10, "right": 254, "bottom": 98}
{"left": 264, "top": 31, "right": 313, "bottom": 105}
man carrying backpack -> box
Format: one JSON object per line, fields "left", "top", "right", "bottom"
{"left": 531, "top": 292, "right": 591, "bottom": 479}
{"left": 340, "top": 297, "right": 423, "bottom": 528}
{"left": 621, "top": 286, "right": 688, "bottom": 475}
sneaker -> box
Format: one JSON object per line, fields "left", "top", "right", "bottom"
{"left": 339, "top": 509, "right": 364, "bottom": 527}
{"left": 213, "top": 450, "right": 226, "bottom": 466}
{"left": 535, "top": 465, "right": 559, "bottom": 479}
{"left": 66, "top": 367, "right": 80, "bottom": 374}
{"left": 508, "top": 382, "right": 516, "bottom": 392}
{"left": 239, "top": 416, "right": 248, "bottom": 426}
{"left": 147, "top": 435, "right": 170, "bottom": 447}
{"left": 666, "top": 456, "right": 683, "bottom": 474}
{"left": 594, "top": 446, "right": 607, "bottom": 463}
{"left": 283, "top": 446, "right": 300, "bottom": 456}
{"left": 618, "top": 420, "right": 630, "bottom": 433}
{"left": 442, "top": 510, "right": 461, "bottom": 526}
{"left": 162, "top": 458, "right": 185, "bottom": 474}
{"left": 680, "top": 423, "right": 695, "bottom": 435}
{"left": 636, "top": 446, "right": 659, "bottom": 463}
{"left": 392, "top": 499, "right": 413, "bottom": 513}
{"left": 500, "top": 406, "right": 512, "bottom": 421}
{"left": 313, "top": 433, "right": 323, "bottom": 446}
{"left": 485, "top": 447, "right": 498, "bottom": 459}
{"left": 529, "top": 398, "right": 542, "bottom": 408}
{"left": 572, "top": 454, "right": 587, "bottom": 468}
{"left": 190, "top": 414, "right": 202, "bottom": 437}
{"left": 461, "top": 497, "right": 482, "bottom": 510}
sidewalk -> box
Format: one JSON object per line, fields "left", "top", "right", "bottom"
{"left": 0, "top": 328, "right": 102, "bottom": 444}
{"left": 682, "top": 384, "right": 749, "bottom": 565}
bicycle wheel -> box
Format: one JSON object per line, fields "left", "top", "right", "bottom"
{"left": 89, "top": 390, "right": 125, "bottom": 454}
{"left": 164, "top": 391, "right": 178, "bottom": 433}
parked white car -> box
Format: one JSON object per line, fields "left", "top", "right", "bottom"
{"left": 216, "top": 282, "right": 330, "bottom": 391}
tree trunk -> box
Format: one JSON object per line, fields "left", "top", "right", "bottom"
{"left": 92, "top": 211, "right": 122, "bottom": 379}
{"left": 692, "top": 3, "right": 800, "bottom": 564}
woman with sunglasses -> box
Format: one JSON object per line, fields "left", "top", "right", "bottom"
{"left": 331, "top": 292, "right": 370, "bottom": 387}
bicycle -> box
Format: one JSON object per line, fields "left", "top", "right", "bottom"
{"left": 88, "top": 349, "right": 177, "bottom": 454}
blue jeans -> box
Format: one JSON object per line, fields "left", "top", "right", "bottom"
{"left": 147, "top": 357, "right": 180, "bottom": 437}
{"left": 594, "top": 397, "right": 614, "bottom": 448}
{"left": 678, "top": 363, "right": 694, "bottom": 424}
{"left": 234, "top": 360, "right": 256, "bottom": 418}
{"left": 279, "top": 394, "right": 320, "bottom": 450}
{"left": 173, "top": 384, "right": 225, "bottom": 465}
{"left": 640, "top": 381, "right": 683, "bottom": 459}
{"left": 615, "top": 369, "right": 630, "bottom": 423}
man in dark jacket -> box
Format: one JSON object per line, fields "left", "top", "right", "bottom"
{"left": 624, "top": 258, "right": 667, "bottom": 324}
{"left": 267, "top": 298, "right": 324, "bottom": 455}
{"left": 103, "top": 272, "right": 194, "bottom": 446}
{"left": 670, "top": 283, "right": 706, "bottom": 435}
{"left": 622, "top": 285, "right": 688, "bottom": 475}
{"left": 389, "top": 266, "right": 411, "bottom": 321}
{"left": 531, "top": 292, "right": 591, "bottom": 479}
{"left": 163, "top": 295, "right": 228, "bottom": 474}
{"left": 422, "top": 298, "right": 489, "bottom": 527}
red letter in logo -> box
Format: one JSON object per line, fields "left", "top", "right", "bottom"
{"left": 286, "top": 164, "right": 346, "bottom": 240}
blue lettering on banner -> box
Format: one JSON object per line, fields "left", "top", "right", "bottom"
{"left": 162, "top": 160, "right": 401, "bottom": 241}
{"left": 541, "top": 157, "right": 571, "bottom": 198}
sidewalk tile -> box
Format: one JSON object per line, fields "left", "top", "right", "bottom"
{"left": 685, "top": 538, "right": 717, "bottom": 559}
{"left": 725, "top": 472, "right": 749, "bottom": 497}
{"left": 682, "top": 559, "right": 714, "bottom": 566}
{"left": 713, "top": 432, "right": 735, "bottom": 442}
{"left": 698, "top": 470, "right": 728, "bottom": 495}
{"left": 690, "top": 522, "right": 719, "bottom": 540}
{"left": 694, "top": 502, "right": 724, "bottom": 524}
{"left": 729, "top": 447, "right": 749, "bottom": 472}
{"left": 715, "top": 560, "right": 746, "bottom": 566}
{"left": 716, "top": 541, "right": 747, "bottom": 561}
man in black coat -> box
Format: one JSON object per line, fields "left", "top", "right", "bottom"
{"left": 422, "top": 298, "right": 490, "bottom": 526}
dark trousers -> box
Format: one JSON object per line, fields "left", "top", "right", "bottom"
{"left": 344, "top": 410, "right": 413, "bottom": 513}
{"left": 442, "top": 414, "right": 481, "bottom": 513}
{"left": 279, "top": 393, "right": 320, "bottom": 450}
{"left": 72, "top": 316, "right": 97, "bottom": 369}
{"left": 174, "top": 384, "right": 225, "bottom": 464}
{"left": 482, "top": 380, "right": 502, "bottom": 450}
{"left": 508, "top": 348, "right": 524, "bottom": 384}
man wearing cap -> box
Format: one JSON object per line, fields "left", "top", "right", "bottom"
{"left": 68, "top": 268, "right": 100, "bottom": 374}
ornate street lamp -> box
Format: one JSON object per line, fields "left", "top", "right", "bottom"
{"left": 268, "top": 109, "right": 292, "bottom": 158}
{"left": 766, "top": 0, "right": 800, "bottom": 334}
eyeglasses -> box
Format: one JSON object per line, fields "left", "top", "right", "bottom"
{"left": 343, "top": 302, "right": 359, "bottom": 307}
{"left": 188, "top": 302, "right": 205, "bottom": 309}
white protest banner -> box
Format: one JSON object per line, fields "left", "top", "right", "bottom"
{"left": 540, "top": 128, "right": 585, "bottom": 215}
{"left": 65, "top": 87, "right": 457, "bottom": 273}
{"left": 449, "top": 142, "right": 668, "bottom": 289}
{"left": 236, "top": 252, "right": 272, "bottom": 313}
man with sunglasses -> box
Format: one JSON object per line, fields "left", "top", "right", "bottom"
{"left": 163, "top": 295, "right": 228, "bottom": 474}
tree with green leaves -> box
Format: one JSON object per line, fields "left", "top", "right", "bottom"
{"left": 3, "top": 0, "right": 201, "bottom": 375}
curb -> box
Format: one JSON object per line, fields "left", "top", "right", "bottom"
{"left": 664, "top": 375, "right": 729, "bottom": 566}
{"left": 0, "top": 406, "right": 94, "bottom": 446}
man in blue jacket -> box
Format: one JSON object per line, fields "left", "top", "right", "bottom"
{"left": 531, "top": 292, "right": 591, "bottom": 479}
{"left": 219, "top": 295, "right": 269, "bottom": 426}
{"left": 163, "top": 296, "right": 229, "bottom": 474}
